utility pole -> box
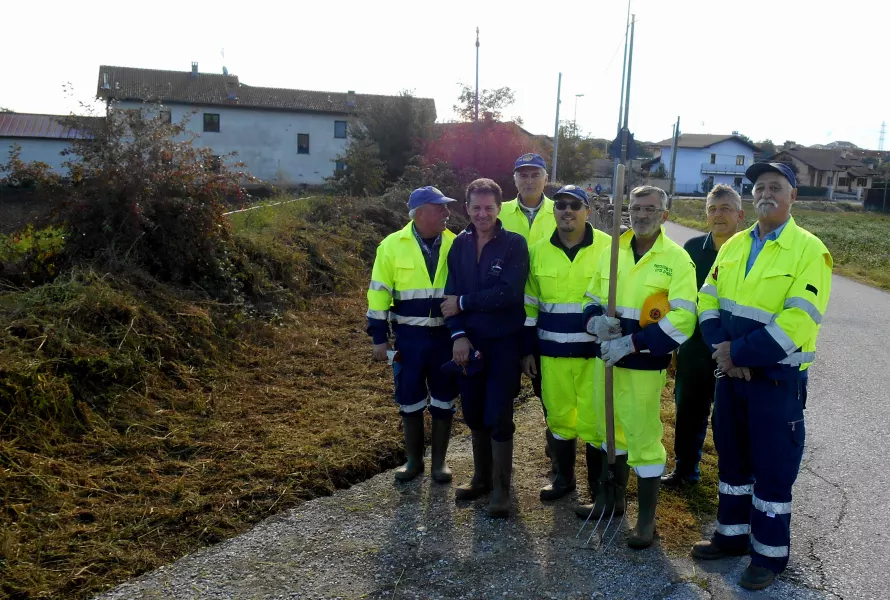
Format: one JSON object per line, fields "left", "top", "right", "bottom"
{"left": 574, "top": 93, "right": 584, "bottom": 132}
{"left": 618, "top": 13, "right": 636, "bottom": 197}
{"left": 616, "top": 0, "right": 630, "bottom": 138}
{"left": 668, "top": 116, "right": 680, "bottom": 203}
{"left": 552, "top": 72, "right": 562, "bottom": 182}
{"left": 880, "top": 120, "right": 886, "bottom": 152}
{"left": 474, "top": 27, "right": 480, "bottom": 168}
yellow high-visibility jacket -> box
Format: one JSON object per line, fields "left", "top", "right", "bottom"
{"left": 366, "top": 222, "right": 455, "bottom": 344}
{"left": 582, "top": 226, "right": 698, "bottom": 370}
{"left": 500, "top": 195, "right": 556, "bottom": 246}
{"left": 524, "top": 225, "right": 612, "bottom": 358}
{"left": 698, "top": 217, "right": 832, "bottom": 379}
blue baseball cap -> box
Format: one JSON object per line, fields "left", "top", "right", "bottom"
{"left": 553, "top": 184, "right": 590, "bottom": 206}
{"left": 745, "top": 162, "right": 797, "bottom": 189}
{"left": 407, "top": 186, "right": 457, "bottom": 210}
{"left": 513, "top": 152, "right": 547, "bottom": 172}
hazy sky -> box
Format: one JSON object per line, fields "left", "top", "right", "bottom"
{"left": 3, "top": 0, "right": 888, "bottom": 149}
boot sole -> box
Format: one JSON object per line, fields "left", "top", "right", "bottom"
{"left": 690, "top": 547, "right": 749, "bottom": 560}
{"left": 431, "top": 470, "right": 452, "bottom": 484}
{"left": 739, "top": 576, "right": 775, "bottom": 591}
{"left": 455, "top": 487, "right": 491, "bottom": 501}
{"left": 394, "top": 464, "right": 424, "bottom": 482}
{"left": 539, "top": 483, "right": 576, "bottom": 502}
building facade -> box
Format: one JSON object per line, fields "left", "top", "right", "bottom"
{"left": 648, "top": 134, "right": 760, "bottom": 195}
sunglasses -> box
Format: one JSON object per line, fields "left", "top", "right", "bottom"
{"left": 554, "top": 200, "right": 587, "bottom": 211}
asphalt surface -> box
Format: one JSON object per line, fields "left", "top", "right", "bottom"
{"left": 664, "top": 221, "right": 890, "bottom": 600}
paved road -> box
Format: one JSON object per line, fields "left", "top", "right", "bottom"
{"left": 665, "top": 221, "right": 890, "bottom": 600}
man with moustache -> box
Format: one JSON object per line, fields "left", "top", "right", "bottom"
{"left": 521, "top": 185, "right": 612, "bottom": 502}
{"left": 580, "top": 186, "right": 698, "bottom": 549}
{"left": 367, "top": 186, "right": 460, "bottom": 484}
{"left": 441, "top": 178, "right": 528, "bottom": 518}
{"left": 662, "top": 184, "right": 745, "bottom": 488}
{"left": 692, "top": 163, "right": 833, "bottom": 590}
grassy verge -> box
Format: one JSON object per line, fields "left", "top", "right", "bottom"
{"left": 670, "top": 199, "right": 890, "bottom": 290}
{"left": 1, "top": 195, "right": 716, "bottom": 598}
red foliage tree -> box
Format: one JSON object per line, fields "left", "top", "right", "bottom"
{"left": 423, "top": 122, "right": 546, "bottom": 199}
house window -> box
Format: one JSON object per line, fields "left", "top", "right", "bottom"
{"left": 710, "top": 153, "right": 717, "bottom": 164}
{"left": 827, "top": 175, "right": 833, "bottom": 185}
{"left": 734, "top": 177, "right": 743, "bottom": 188}
{"left": 297, "top": 133, "right": 310, "bottom": 154}
{"left": 203, "top": 113, "right": 220, "bottom": 132}
{"left": 334, "top": 121, "right": 347, "bottom": 139}
{"left": 736, "top": 155, "right": 744, "bottom": 166}
{"left": 159, "top": 109, "right": 172, "bottom": 124}
{"left": 335, "top": 160, "right": 346, "bottom": 171}
{"left": 858, "top": 177, "right": 867, "bottom": 187}
{"left": 838, "top": 177, "right": 848, "bottom": 186}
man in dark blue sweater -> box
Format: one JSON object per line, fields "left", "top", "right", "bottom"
{"left": 441, "top": 178, "right": 529, "bottom": 518}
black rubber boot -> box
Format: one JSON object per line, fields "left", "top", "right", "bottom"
{"left": 575, "top": 451, "right": 629, "bottom": 519}
{"left": 455, "top": 430, "right": 492, "bottom": 501}
{"left": 545, "top": 429, "right": 558, "bottom": 475}
{"left": 430, "top": 416, "right": 453, "bottom": 484}
{"left": 739, "top": 563, "right": 776, "bottom": 590}
{"left": 487, "top": 439, "right": 513, "bottom": 518}
{"left": 394, "top": 413, "right": 425, "bottom": 482}
{"left": 627, "top": 475, "right": 660, "bottom": 549}
{"left": 691, "top": 538, "right": 749, "bottom": 560}
{"left": 540, "top": 436, "right": 577, "bottom": 501}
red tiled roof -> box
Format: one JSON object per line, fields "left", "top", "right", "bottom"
{"left": 96, "top": 66, "right": 436, "bottom": 117}
{"left": 0, "top": 113, "right": 102, "bottom": 140}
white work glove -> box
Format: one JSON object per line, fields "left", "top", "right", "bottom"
{"left": 586, "top": 314, "right": 623, "bottom": 341}
{"left": 600, "top": 334, "right": 636, "bottom": 367}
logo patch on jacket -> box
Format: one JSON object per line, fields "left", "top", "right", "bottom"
{"left": 649, "top": 307, "right": 662, "bottom": 321}
{"left": 488, "top": 259, "right": 504, "bottom": 277}
{"left": 712, "top": 266, "right": 719, "bottom": 280}
{"left": 654, "top": 264, "right": 673, "bottom": 276}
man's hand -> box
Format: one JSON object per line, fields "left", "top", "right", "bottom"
{"left": 586, "top": 314, "right": 622, "bottom": 341}
{"left": 726, "top": 366, "right": 752, "bottom": 381}
{"left": 521, "top": 354, "right": 538, "bottom": 378}
{"left": 372, "top": 343, "right": 391, "bottom": 362}
{"left": 600, "top": 335, "right": 636, "bottom": 367}
{"left": 453, "top": 337, "right": 473, "bottom": 366}
{"left": 711, "top": 341, "right": 736, "bottom": 373}
{"left": 441, "top": 295, "right": 461, "bottom": 318}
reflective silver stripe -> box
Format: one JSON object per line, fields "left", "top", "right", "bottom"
{"left": 753, "top": 495, "right": 792, "bottom": 515}
{"left": 670, "top": 298, "right": 698, "bottom": 315}
{"left": 429, "top": 396, "right": 457, "bottom": 411}
{"left": 784, "top": 297, "right": 823, "bottom": 325}
{"left": 779, "top": 351, "right": 815, "bottom": 365}
{"left": 366, "top": 309, "right": 389, "bottom": 320}
{"left": 750, "top": 534, "right": 789, "bottom": 558}
{"left": 718, "top": 297, "right": 735, "bottom": 312}
{"left": 585, "top": 292, "right": 601, "bottom": 303}
{"left": 524, "top": 294, "right": 539, "bottom": 307}
{"left": 390, "top": 314, "right": 445, "bottom": 327}
{"left": 719, "top": 481, "right": 753, "bottom": 496}
{"left": 393, "top": 288, "right": 445, "bottom": 300}
{"left": 369, "top": 280, "right": 393, "bottom": 294}
{"left": 399, "top": 398, "right": 428, "bottom": 413}
{"left": 719, "top": 298, "right": 776, "bottom": 325}
{"left": 765, "top": 322, "right": 798, "bottom": 355}
{"left": 715, "top": 522, "right": 750, "bottom": 537}
{"left": 524, "top": 317, "right": 538, "bottom": 327}
{"left": 658, "top": 317, "right": 689, "bottom": 344}
{"left": 538, "top": 330, "right": 597, "bottom": 344}
{"left": 699, "top": 309, "right": 720, "bottom": 323}
{"left": 540, "top": 301, "right": 583, "bottom": 314}
{"left": 700, "top": 283, "right": 717, "bottom": 297}
{"left": 615, "top": 306, "right": 641, "bottom": 321}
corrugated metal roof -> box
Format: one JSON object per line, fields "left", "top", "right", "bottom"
{"left": 0, "top": 113, "right": 101, "bottom": 140}
{"left": 96, "top": 65, "right": 437, "bottom": 118}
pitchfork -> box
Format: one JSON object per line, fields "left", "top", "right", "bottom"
{"left": 577, "top": 163, "right": 626, "bottom": 550}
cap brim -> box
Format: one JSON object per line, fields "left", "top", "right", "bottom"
{"left": 554, "top": 192, "right": 589, "bottom": 205}
{"left": 426, "top": 196, "right": 456, "bottom": 204}
{"left": 514, "top": 164, "right": 545, "bottom": 172}
{"left": 745, "top": 163, "right": 790, "bottom": 186}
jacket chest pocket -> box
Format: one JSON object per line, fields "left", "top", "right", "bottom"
{"left": 536, "top": 264, "right": 561, "bottom": 297}
{"left": 757, "top": 268, "right": 795, "bottom": 305}
{"left": 644, "top": 272, "right": 671, "bottom": 294}
{"left": 394, "top": 257, "right": 421, "bottom": 291}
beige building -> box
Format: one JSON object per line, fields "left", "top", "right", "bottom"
{"left": 771, "top": 147, "right": 875, "bottom": 194}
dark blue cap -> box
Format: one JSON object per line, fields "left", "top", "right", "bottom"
{"left": 553, "top": 184, "right": 590, "bottom": 206}
{"left": 745, "top": 162, "right": 797, "bottom": 189}
{"left": 407, "top": 186, "right": 456, "bottom": 210}
{"left": 513, "top": 152, "right": 547, "bottom": 171}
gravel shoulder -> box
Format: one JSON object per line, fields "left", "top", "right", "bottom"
{"left": 95, "top": 400, "right": 833, "bottom": 600}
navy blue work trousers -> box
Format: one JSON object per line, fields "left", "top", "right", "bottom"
{"left": 712, "top": 375, "right": 807, "bottom": 574}
{"left": 458, "top": 333, "right": 521, "bottom": 442}
{"left": 393, "top": 329, "right": 459, "bottom": 420}
{"left": 672, "top": 352, "right": 717, "bottom": 481}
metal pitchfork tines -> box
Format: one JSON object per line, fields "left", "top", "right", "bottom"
{"left": 576, "top": 472, "right": 626, "bottom": 550}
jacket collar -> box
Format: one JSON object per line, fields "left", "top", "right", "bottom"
{"left": 619, "top": 224, "right": 667, "bottom": 253}
{"left": 465, "top": 219, "right": 505, "bottom": 237}
{"left": 508, "top": 195, "right": 554, "bottom": 214}
{"left": 743, "top": 216, "right": 796, "bottom": 249}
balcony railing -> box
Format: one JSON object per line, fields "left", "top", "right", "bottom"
{"left": 701, "top": 163, "right": 747, "bottom": 175}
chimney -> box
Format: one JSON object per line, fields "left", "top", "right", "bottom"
{"left": 191, "top": 62, "right": 199, "bottom": 77}
{"left": 346, "top": 90, "right": 356, "bottom": 108}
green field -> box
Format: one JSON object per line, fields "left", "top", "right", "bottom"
{"left": 670, "top": 199, "right": 890, "bottom": 290}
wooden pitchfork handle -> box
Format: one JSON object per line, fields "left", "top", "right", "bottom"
{"left": 604, "top": 164, "right": 625, "bottom": 465}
